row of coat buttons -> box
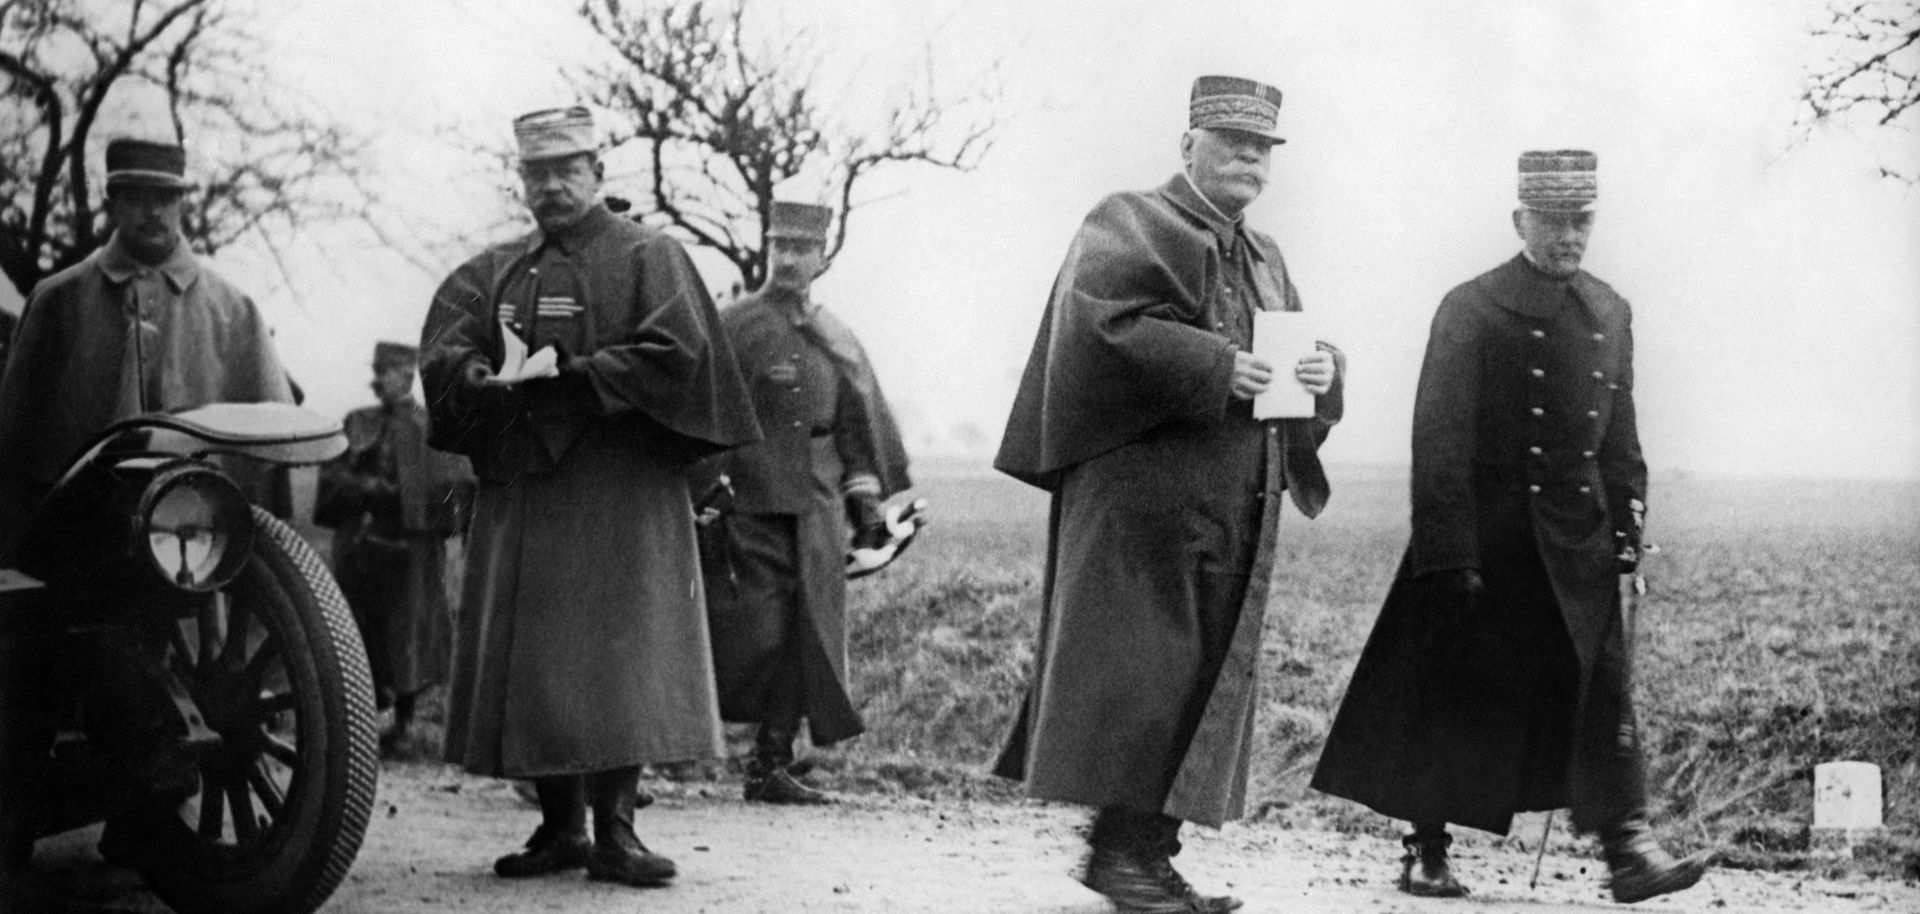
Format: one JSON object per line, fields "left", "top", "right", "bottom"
{"left": 1528, "top": 367, "right": 1609, "bottom": 381}
{"left": 1531, "top": 329, "right": 1607, "bottom": 342}
{"left": 1528, "top": 406, "right": 1603, "bottom": 419}
{"left": 1527, "top": 484, "right": 1595, "bottom": 495}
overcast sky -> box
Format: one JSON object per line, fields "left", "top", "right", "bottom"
{"left": 53, "top": 0, "right": 1919, "bottom": 480}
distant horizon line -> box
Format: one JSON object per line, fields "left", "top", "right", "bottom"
{"left": 906, "top": 453, "right": 1920, "bottom": 485}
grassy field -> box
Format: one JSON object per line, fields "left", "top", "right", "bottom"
{"left": 830, "top": 461, "right": 1920, "bottom": 875}
{"left": 377, "top": 461, "right": 1918, "bottom": 876}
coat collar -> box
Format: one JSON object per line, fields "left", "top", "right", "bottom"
{"left": 95, "top": 232, "right": 201, "bottom": 292}
{"left": 1478, "top": 253, "right": 1615, "bottom": 321}
{"left": 521, "top": 202, "right": 615, "bottom": 256}
{"left": 1158, "top": 174, "right": 1267, "bottom": 263}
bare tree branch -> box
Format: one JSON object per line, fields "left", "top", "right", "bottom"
{"left": 0, "top": 0, "right": 394, "bottom": 299}
{"left": 573, "top": 0, "right": 1001, "bottom": 288}
{"left": 1795, "top": 1, "right": 1920, "bottom": 180}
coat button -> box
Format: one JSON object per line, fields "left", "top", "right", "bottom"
{"left": 1579, "top": 485, "right": 1593, "bottom": 494}
{"left": 1530, "top": 407, "right": 1545, "bottom": 416}
{"left": 1531, "top": 329, "right": 1546, "bottom": 339}
{"left": 1587, "top": 410, "right": 1600, "bottom": 418}
{"left": 791, "top": 420, "right": 802, "bottom": 428}
{"left": 1530, "top": 368, "right": 1545, "bottom": 378}
{"left": 1592, "top": 370, "right": 1605, "bottom": 380}
{"left": 1608, "top": 382, "right": 1620, "bottom": 390}
{"left": 1583, "top": 450, "right": 1596, "bottom": 458}
{"left": 1593, "top": 332, "right": 1605, "bottom": 341}
{"left": 1528, "top": 485, "right": 1542, "bottom": 494}
{"left": 1528, "top": 446, "right": 1543, "bottom": 456}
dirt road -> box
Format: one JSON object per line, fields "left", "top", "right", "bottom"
{"left": 30, "top": 761, "right": 1919, "bottom": 913}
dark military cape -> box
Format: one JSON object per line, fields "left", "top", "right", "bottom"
{"left": 697, "top": 294, "right": 909, "bottom": 745}
{"left": 0, "top": 235, "right": 292, "bottom": 558}
{"left": 420, "top": 204, "right": 760, "bottom": 777}
{"left": 1310, "top": 255, "right": 1648, "bottom": 835}
{"left": 993, "top": 176, "right": 1341, "bottom": 828}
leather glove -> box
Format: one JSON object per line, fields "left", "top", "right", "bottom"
{"left": 1424, "top": 568, "right": 1484, "bottom": 623}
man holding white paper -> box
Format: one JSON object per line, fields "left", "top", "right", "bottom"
{"left": 418, "top": 106, "right": 758, "bottom": 890}
{"left": 994, "top": 75, "right": 1343, "bottom": 913}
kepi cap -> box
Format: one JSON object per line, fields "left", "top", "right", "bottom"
{"left": 372, "top": 341, "right": 418, "bottom": 371}
{"left": 514, "top": 106, "right": 597, "bottom": 163}
{"left": 105, "top": 138, "right": 189, "bottom": 190}
{"left": 767, "top": 201, "right": 831, "bottom": 242}
{"left": 1189, "top": 75, "right": 1286, "bottom": 144}
{"left": 1518, "top": 149, "right": 1597, "bottom": 212}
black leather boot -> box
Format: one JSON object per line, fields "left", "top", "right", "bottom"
{"left": 1080, "top": 847, "right": 1242, "bottom": 913}
{"left": 1082, "top": 809, "right": 1240, "bottom": 913}
{"left": 493, "top": 776, "right": 592, "bottom": 878}
{"left": 585, "top": 766, "right": 676, "bottom": 887}
{"left": 743, "top": 726, "right": 830, "bottom": 805}
{"left": 1601, "top": 815, "right": 1708, "bottom": 904}
{"left": 1398, "top": 825, "right": 1469, "bottom": 898}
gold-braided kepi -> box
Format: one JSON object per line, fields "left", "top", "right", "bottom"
{"left": 1518, "top": 149, "right": 1597, "bottom": 212}
{"left": 1189, "top": 75, "right": 1286, "bottom": 144}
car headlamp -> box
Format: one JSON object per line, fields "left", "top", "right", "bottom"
{"left": 136, "top": 461, "right": 254, "bottom": 592}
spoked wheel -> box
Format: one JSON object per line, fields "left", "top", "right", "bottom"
{"left": 122, "top": 507, "right": 378, "bottom": 914}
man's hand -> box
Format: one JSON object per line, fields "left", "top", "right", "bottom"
{"left": 1295, "top": 349, "right": 1335, "bottom": 396}
{"left": 1230, "top": 351, "right": 1274, "bottom": 400}
{"left": 462, "top": 360, "right": 495, "bottom": 388}
{"left": 1423, "top": 568, "right": 1484, "bottom": 623}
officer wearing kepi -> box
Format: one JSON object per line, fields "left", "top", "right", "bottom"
{"left": 420, "top": 105, "right": 758, "bottom": 889}
{"left": 1311, "top": 150, "right": 1710, "bottom": 904}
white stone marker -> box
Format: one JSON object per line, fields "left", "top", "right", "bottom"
{"left": 1812, "top": 761, "right": 1883, "bottom": 847}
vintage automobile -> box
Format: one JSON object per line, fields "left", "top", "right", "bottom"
{"left": 0, "top": 402, "right": 377, "bottom": 914}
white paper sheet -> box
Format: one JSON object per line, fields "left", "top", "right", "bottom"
{"left": 1251, "top": 310, "right": 1317, "bottom": 420}
{"left": 486, "top": 320, "right": 560, "bottom": 385}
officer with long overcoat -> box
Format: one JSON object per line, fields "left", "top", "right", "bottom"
{"left": 995, "top": 75, "right": 1344, "bottom": 913}
{"left": 420, "top": 106, "right": 759, "bottom": 889}
{"left": 1310, "top": 150, "right": 1708, "bottom": 905}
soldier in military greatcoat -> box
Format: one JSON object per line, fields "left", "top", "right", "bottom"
{"left": 1310, "top": 151, "right": 1709, "bottom": 905}
{"left": 694, "top": 201, "right": 911, "bottom": 805}
{"left": 995, "top": 75, "right": 1345, "bottom": 913}
{"left": 419, "top": 106, "right": 759, "bottom": 889}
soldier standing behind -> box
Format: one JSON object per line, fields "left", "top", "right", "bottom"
{"left": 1310, "top": 150, "right": 1709, "bottom": 904}
{"left": 697, "top": 201, "right": 911, "bottom": 804}
{"left": 314, "top": 341, "right": 473, "bottom": 752}
{"left": 419, "top": 106, "right": 759, "bottom": 888}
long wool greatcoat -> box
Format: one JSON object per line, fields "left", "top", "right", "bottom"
{"left": 696, "top": 294, "right": 910, "bottom": 744}
{"left": 420, "top": 204, "right": 759, "bottom": 778}
{"left": 1310, "top": 254, "right": 1649, "bottom": 835}
{"left": 0, "top": 235, "right": 292, "bottom": 558}
{"left": 994, "top": 175, "right": 1342, "bottom": 828}
{"left": 314, "top": 398, "right": 473, "bottom": 700}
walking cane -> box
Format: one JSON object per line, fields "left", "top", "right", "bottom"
{"left": 1530, "top": 810, "right": 1554, "bottom": 889}
{"left": 1536, "top": 541, "right": 1653, "bottom": 890}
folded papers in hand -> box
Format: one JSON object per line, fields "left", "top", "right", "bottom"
{"left": 485, "top": 320, "right": 561, "bottom": 385}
